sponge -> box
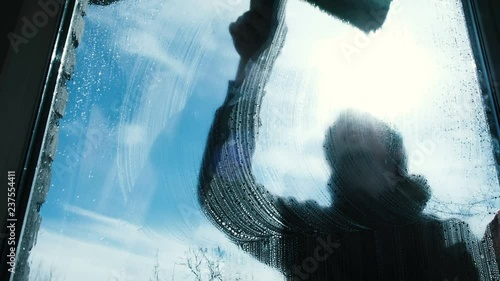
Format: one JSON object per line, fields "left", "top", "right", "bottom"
{"left": 303, "top": 0, "right": 393, "bottom": 32}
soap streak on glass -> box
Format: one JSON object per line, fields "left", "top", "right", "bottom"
{"left": 17, "top": 0, "right": 500, "bottom": 280}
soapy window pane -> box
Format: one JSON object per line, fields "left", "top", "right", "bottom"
{"left": 23, "top": 0, "right": 499, "bottom": 280}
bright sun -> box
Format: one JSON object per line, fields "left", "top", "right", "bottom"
{"left": 309, "top": 16, "right": 439, "bottom": 123}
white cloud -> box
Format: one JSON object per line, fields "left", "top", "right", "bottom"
{"left": 250, "top": 0, "right": 499, "bottom": 237}
{"left": 123, "top": 123, "right": 146, "bottom": 145}
{"left": 36, "top": 0, "right": 499, "bottom": 279}
{"left": 83, "top": 0, "right": 249, "bottom": 203}
{"left": 120, "top": 30, "right": 187, "bottom": 75}
{"left": 30, "top": 206, "right": 284, "bottom": 281}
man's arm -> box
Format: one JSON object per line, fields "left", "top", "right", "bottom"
{"left": 198, "top": 4, "right": 290, "bottom": 242}
{"left": 198, "top": 2, "right": 339, "bottom": 243}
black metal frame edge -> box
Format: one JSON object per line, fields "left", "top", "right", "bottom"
{"left": 0, "top": 0, "right": 497, "bottom": 280}
{"left": 0, "top": 0, "right": 77, "bottom": 280}
{"left": 462, "top": 0, "right": 500, "bottom": 187}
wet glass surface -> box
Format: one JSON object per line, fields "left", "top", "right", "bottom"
{"left": 23, "top": 0, "right": 500, "bottom": 280}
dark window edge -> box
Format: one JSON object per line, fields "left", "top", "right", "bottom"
{"left": 462, "top": 0, "right": 500, "bottom": 185}
{"left": 0, "top": 0, "right": 83, "bottom": 280}
{"left": 0, "top": 0, "right": 498, "bottom": 279}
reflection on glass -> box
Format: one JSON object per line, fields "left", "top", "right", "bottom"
{"left": 23, "top": 0, "right": 499, "bottom": 280}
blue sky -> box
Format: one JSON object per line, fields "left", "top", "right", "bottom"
{"left": 29, "top": 0, "right": 500, "bottom": 280}
{"left": 31, "top": 1, "right": 285, "bottom": 280}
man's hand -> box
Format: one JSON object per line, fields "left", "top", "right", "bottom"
{"left": 229, "top": 9, "right": 275, "bottom": 63}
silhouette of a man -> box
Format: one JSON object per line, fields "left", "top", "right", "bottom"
{"left": 198, "top": 3, "right": 500, "bottom": 280}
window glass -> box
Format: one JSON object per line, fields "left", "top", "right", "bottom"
{"left": 23, "top": 0, "right": 499, "bottom": 280}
